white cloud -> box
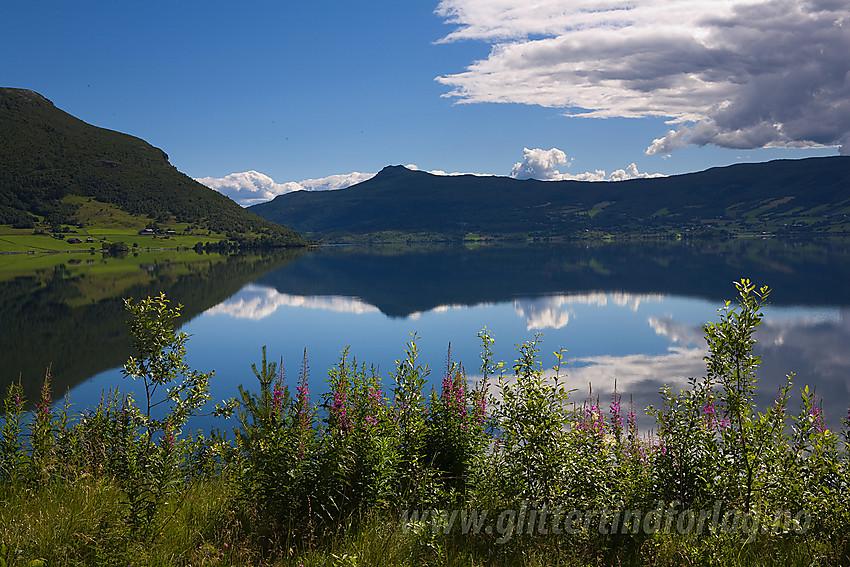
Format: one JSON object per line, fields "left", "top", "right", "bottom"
{"left": 195, "top": 170, "right": 376, "bottom": 206}
{"left": 435, "top": 0, "right": 850, "bottom": 155}
{"left": 194, "top": 170, "right": 297, "bottom": 206}
{"left": 608, "top": 163, "right": 666, "bottom": 182}
{"left": 509, "top": 147, "right": 572, "bottom": 180}
{"left": 509, "top": 147, "right": 664, "bottom": 181}
{"left": 513, "top": 296, "right": 576, "bottom": 330}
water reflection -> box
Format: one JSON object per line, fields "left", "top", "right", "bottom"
{"left": 565, "top": 306, "right": 849, "bottom": 431}
{"left": 203, "top": 269, "right": 848, "bottom": 432}
{"left": 206, "top": 284, "right": 380, "bottom": 319}
{"left": 5, "top": 239, "right": 847, "bottom": 434}
{"left": 514, "top": 293, "right": 664, "bottom": 331}
{"left": 0, "top": 250, "right": 304, "bottom": 402}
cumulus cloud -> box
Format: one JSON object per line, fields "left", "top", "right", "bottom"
{"left": 509, "top": 147, "right": 664, "bottom": 181}
{"left": 435, "top": 0, "right": 850, "bottom": 155}
{"left": 510, "top": 147, "right": 572, "bottom": 180}
{"left": 195, "top": 170, "right": 376, "bottom": 206}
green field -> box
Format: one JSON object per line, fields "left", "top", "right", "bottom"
{"left": 0, "top": 198, "right": 229, "bottom": 255}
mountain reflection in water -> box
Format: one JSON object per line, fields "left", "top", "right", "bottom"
{"left": 6, "top": 239, "right": 847, "bottom": 434}
{"left": 194, "top": 240, "right": 849, "bottom": 432}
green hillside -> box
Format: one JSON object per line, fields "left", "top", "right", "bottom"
{"left": 0, "top": 87, "right": 305, "bottom": 246}
{"left": 250, "top": 158, "right": 850, "bottom": 242}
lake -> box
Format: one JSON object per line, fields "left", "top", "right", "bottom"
{"left": 2, "top": 238, "right": 849, "bottom": 433}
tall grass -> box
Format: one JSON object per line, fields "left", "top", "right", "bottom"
{"left": 1, "top": 279, "right": 848, "bottom": 566}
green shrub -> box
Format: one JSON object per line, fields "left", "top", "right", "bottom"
{"left": 2, "top": 282, "right": 849, "bottom": 565}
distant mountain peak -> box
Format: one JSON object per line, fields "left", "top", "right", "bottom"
{"left": 4, "top": 87, "right": 49, "bottom": 101}
{"left": 375, "top": 164, "right": 418, "bottom": 178}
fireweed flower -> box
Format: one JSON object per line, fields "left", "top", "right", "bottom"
{"left": 332, "top": 389, "right": 351, "bottom": 432}
{"left": 35, "top": 372, "right": 53, "bottom": 435}
{"left": 7, "top": 383, "right": 24, "bottom": 414}
{"left": 809, "top": 405, "right": 825, "bottom": 433}
{"left": 363, "top": 382, "right": 383, "bottom": 427}
{"left": 271, "top": 379, "right": 285, "bottom": 416}
{"left": 271, "top": 357, "right": 286, "bottom": 417}
{"left": 627, "top": 396, "right": 638, "bottom": 438}
{"left": 160, "top": 422, "right": 175, "bottom": 450}
{"left": 368, "top": 383, "right": 383, "bottom": 406}
{"left": 585, "top": 405, "right": 605, "bottom": 437}
{"left": 441, "top": 367, "right": 467, "bottom": 418}
{"left": 702, "top": 403, "right": 717, "bottom": 430}
{"left": 609, "top": 391, "right": 623, "bottom": 439}
{"left": 295, "top": 374, "right": 310, "bottom": 429}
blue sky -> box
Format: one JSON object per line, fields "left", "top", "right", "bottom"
{"left": 4, "top": 0, "right": 848, "bottom": 205}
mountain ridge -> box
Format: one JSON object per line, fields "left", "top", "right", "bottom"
{"left": 249, "top": 156, "right": 850, "bottom": 241}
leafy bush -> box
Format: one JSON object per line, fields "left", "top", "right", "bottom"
{"left": 2, "top": 281, "right": 850, "bottom": 565}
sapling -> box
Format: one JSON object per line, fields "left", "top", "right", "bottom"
{"left": 120, "top": 292, "right": 216, "bottom": 536}
{"left": 123, "top": 292, "right": 214, "bottom": 439}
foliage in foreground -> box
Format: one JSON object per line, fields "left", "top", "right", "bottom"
{"left": 1, "top": 280, "right": 850, "bottom": 566}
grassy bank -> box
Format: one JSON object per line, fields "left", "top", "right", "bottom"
{"left": 1, "top": 281, "right": 849, "bottom": 566}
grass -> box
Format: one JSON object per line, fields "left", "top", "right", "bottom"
{"left": 0, "top": 196, "right": 241, "bottom": 255}
{"left": 0, "top": 478, "right": 235, "bottom": 567}
{"left": 1, "top": 481, "right": 840, "bottom": 567}
{"left": 0, "top": 479, "right": 126, "bottom": 565}
{"left": 587, "top": 201, "right": 614, "bottom": 219}
{"left": 0, "top": 226, "right": 230, "bottom": 255}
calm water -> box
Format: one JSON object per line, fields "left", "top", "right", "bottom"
{"left": 4, "top": 239, "right": 849, "bottom": 432}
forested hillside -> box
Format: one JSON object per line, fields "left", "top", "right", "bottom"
{"left": 0, "top": 87, "right": 304, "bottom": 245}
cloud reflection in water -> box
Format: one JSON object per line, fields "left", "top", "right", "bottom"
{"left": 514, "top": 292, "right": 665, "bottom": 331}
{"left": 205, "top": 284, "right": 848, "bottom": 431}
{"left": 205, "top": 284, "right": 379, "bottom": 320}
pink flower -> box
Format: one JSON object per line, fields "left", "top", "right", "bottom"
{"left": 609, "top": 394, "right": 623, "bottom": 436}
{"left": 271, "top": 379, "right": 284, "bottom": 416}
{"left": 295, "top": 374, "right": 310, "bottom": 429}
{"left": 809, "top": 405, "right": 825, "bottom": 433}
{"left": 332, "top": 389, "right": 351, "bottom": 432}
